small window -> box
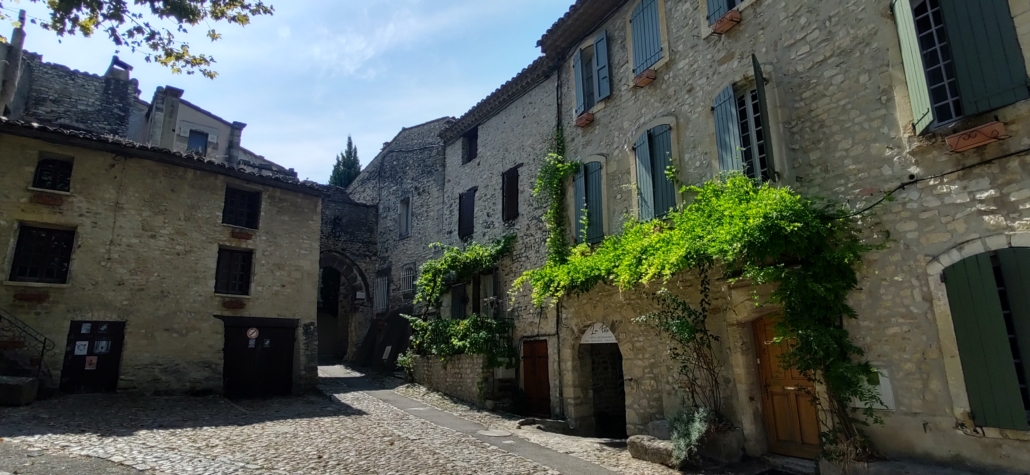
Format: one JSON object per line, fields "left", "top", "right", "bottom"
{"left": 32, "top": 157, "right": 73, "bottom": 192}
{"left": 573, "top": 32, "right": 611, "bottom": 116}
{"left": 502, "top": 167, "right": 520, "bottom": 223}
{"left": 222, "top": 187, "right": 262, "bottom": 229}
{"left": 375, "top": 275, "right": 389, "bottom": 313}
{"left": 451, "top": 283, "right": 467, "bottom": 319}
{"left": 9, "top": 226, "right": 75, "bottom": 284}
{"left": 400, "top": 264, "right": 416, "bottom": 295}
{"left": 706, "top": 0, "right": 743, "bottom": 25}
{"left": 215, "top": 248, "right": 253, "bottom": 295}
{"left": 573, "top": 161, "right": 605, "bottom": 244}
{"left": 634, "top": 125, "right": 677, "bottom": 220}
{"left": 713, "top": 56, "right": 777, "bottom": 183}
{"left": 630, "top": 0, "right": 663, "bottom": 75}
{"left": 399, "top": 197, "right": 412, "bottom": 238}
{"left": 735, "top": 89, "right": 771, "bottom": 182}
{"left": 462, "top": 127, "right": 479, "bottom": 164}
{"left": 458, "top": 188, "right": 476, "bottom": 240}
{"left": 187, "top": 130, "right": 209, "bottom": 155}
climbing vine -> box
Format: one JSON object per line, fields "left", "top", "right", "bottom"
{"left": 515, "top": 174, "right": 886, "bottom": 445}
{"left": 402, "top": 313, "right": 516, "bottom": 369}
{"left": 533, "top": 128, "right": 580, "bottom": 265}
{"left": 414, "top": 234, "right": 516, "bottom": 310}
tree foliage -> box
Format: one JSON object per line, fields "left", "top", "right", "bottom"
{"left": 329, "top": 135, "right": 361, "bottom": 188}
{"left": 0, "top": 0, "right": 273, "bottom": 78}
{"left": 414, "top": 235, "right": 516, "bottom": 310}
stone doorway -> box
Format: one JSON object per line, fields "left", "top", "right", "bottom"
{"left": 317, "top": 267, "right": 350, "bottom": 363}
{"left": 589, "top": 342, "right": 627, "bottom": 438}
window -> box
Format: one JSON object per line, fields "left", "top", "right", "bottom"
{"left": 480, "top": 273, "right": 497, "bottom": 317}
{"left": 458, "top": 188, "right": 476, "bottom": 240}
{"left": 462, "top": 127, "right": 479, "bottom": 164}
{"left": 706, "top": 0, "right": 743, "bottom": 25}
{"left": 399, "top": 196, "right": 412, "bottom": 238}
{"left": 9, "top": 226, "right": 75, "bottom": 284}
{"left": 502, "top": 167, "right": 520, "bottom": 222}
{"left": 400, "top": 264, "right": 416, "bottom": 295}
{"left": 187, "top": 130, "right": 209, "bottom": 155}
{"left": 215, "top": 249, "right": 253, "bottom": 295}
{"left": 450, "top": 283, "right": 467, "bottom": 319}
{"left": 573, "top": 161, "right": 605, "bottom": 244}
{"left": 630, "top": 0, "right": 663, "bottom": 76}
{"left": 634, "top": 125, "right": 677, "bottom": 220}
{"left": 32, "top": 157, "right": 73, "bottom": 192}
{"left": 714, "top": 55, "right": 777, "bottom": 183}
{"left": 573, "top": 32, "right": 610, "bottom": 116}
{"left": 374, "top": 275, "right": 389, "bottom": 313}
{"left": 944, "top": 249, "right": 1030, "bottom": 430}
{"left": 894, "top": 0, "right": 1029, "bottom": 134}
{"left": 222, "top": 187, "right": 261, "bottom": 229}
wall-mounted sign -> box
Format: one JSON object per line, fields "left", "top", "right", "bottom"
{"left": 581, "top": 323, "right": 617, "bottom": 344}
{"left": 248, "top": 339, "right": 256, "bottom": 348}
{"left": 80, "top": 323, "right": 92, "bottom": 334}
{"left": 85, "top": 356, "right": 98, "bottom": 370}
{"left": 94, "top": 340, "right": 111, "bottom": 354}
{"left": 74, "top": 341, "right": 89, "bottom": 355}
{"left": 246, "top": 328, "right": 260, "bottom": 339}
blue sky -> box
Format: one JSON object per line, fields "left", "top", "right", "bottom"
{"left": 9, "top": 0, "right": 574, "bottom": 182}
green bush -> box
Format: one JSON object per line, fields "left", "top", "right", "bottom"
{"left": 668, "top": 407, "right": 714, "bottom": 464}
{"left": 404, "top": 313, "right": 515, "bottom": 369}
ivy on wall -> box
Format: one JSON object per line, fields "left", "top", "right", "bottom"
{"left": 413, "top": 234, "right": 516, "bottom": 310}
{"left": 403, "top": 313, "right": 516, "bottom": 369}
{"left": 533, "top": 129, "right": 580, "bottom": 265}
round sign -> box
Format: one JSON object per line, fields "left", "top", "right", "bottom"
{"left": 246, "top": 327, "right": 259, "bottom": 339}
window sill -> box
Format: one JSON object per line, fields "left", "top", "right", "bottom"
{"left": 215, "top": 293, "right": 251, "bottom": 299}
{"left": 3, "top": 281, "right": 69, "bottom": 288}
{"left": 221, "top": 223, "right": 259, "bottom": 232}
{"left": 701, "top": 0, "right": 759, "bottom": 39}
{"left": 960, "top": 424, "right": 1030, "bottom": 441}
{"left": 27, "top": 187, "right": 71, "bottom": 196}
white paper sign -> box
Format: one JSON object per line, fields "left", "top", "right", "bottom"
{"left": 581, "top": 323, "right": 617, "bottom": 344}
{"left": 74, "top": 341, "right": 89, "bottom": 355}
{"left": 383, "top": 346, "right": 393, "bottom": 360}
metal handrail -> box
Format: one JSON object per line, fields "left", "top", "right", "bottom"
{"left": 0, "top": 305, "right": 57, "bottom": 378}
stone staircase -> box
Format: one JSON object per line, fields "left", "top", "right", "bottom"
{"left": 0, "top": 305, "right": 57, "bottom": 399}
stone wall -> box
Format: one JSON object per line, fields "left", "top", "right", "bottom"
{"left": 410, "top": 354, "right": 490, "bottom": 405}
{"left": 0, "top": 133, "right": 322, "bottom": 394}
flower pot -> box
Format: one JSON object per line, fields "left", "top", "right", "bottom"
{"left": 633, "top": 69, "right": 657, "bottom": 88}
{"left": 946, "top": 121, "right": 1006, "bottom": 152}
{"left": 576, "top": 112, "right": 594, "bottom": 128}
{"left": 712, "top": 9, "right": 741, "bottom": 34}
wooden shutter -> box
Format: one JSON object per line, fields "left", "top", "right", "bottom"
{"left": 944, "top": 254, "right": 1029, "bottom": 430}
{"left": 752, "top": 55, "right": 776, "bottom": 181}
{"left": 631, "top": 0, "right": 662, "bottom": 75}
{"left": 574, "top": 49, "right": 586, "bottom": 116}
{"left": 892, "top": 0, "right": 934, "bottom": 134}
{"left": 707, "top": 0, "right": 729, "bottom": 25}
{"left": 458, "top": 189, "right": 476, "bottom": 239}
{"left": 940, "top": 0, "right": 1030, "bottom": 116}
{"left": 594, "top": 31, "right": 611, "bottom": 101}
{"left": 502, "top": 168, "right": 519, "bottom": 222}
{"left": 573, "top": 165, "right": 586, "bottom": 243}
{"left": 584, "top": 161, "right": 605, "bottom": 244}
{"left": 713, "top": 85, "right": 743, "bottom": 174}
{"left": 635, "top": 132, "right": 655, "bottom": 221}
{"left": 650, "top": 125, "right": 676, "bottom": 217}
{"left": 998, "top": 248, "right": 1030, "bottom": 396}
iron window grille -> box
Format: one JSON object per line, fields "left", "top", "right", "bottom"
{"left": 736, "top": 89, "right": 772, "bottom": 183}
{"left": 215, "top": 249, "right": 253, "bottom": 295}
{"left": 401, "top": 265, "right": 416, "bottom": 295}
{"left": 222, "top": 187, "right": 262, "bottom": 229}
{"left": 374, "top": 275, "right": 389, "bottom": 314}
{"left": 9, "top": 226, "right": 75, "bottom": 284}
{"left": 32, "top": 158, "right": 73, "bottom": 192}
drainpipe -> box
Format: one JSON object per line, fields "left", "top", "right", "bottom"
{"left": 0, "top": 10, "right": 27, "bottom": 113}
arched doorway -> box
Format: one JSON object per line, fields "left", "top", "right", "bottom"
{"left": 317, "top": 267, "right": 346, "bottom": 363}
{"left": 318, "top": 251, "right": 371, "bottom": 363}
{"left": 580, "top": 323, "right": 627, "bottom": 438}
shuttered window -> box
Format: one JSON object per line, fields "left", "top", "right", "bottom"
{"left": 458, "top": 188, "right": 476, "bottom": 240}
{"left": 944, "top": 250, "right": 1030, "bottom": 430}
{"left": 894, "top": 0, "right": 1029, "bottom": 134}
{"left": 574, "top": 32, "right": 612, "bottom": 116}
{"left": 594, "top": 32, "right": 611, "bottom": 103}
{"left": 502, "top": 167, "right": 520, "bottom": 222}
{"left": 630, "top": 0, "right": 663, "bottom": 76}
{"left": 451, "top": 283, "right": 467, "bottom": 319}
{"left": 32, "top": 157, "right": 73, "bottom": 192}
{"left": 706, "top": 0, "right": 742, "bottom": 25}
{"left": 714, "top": 56, "right": 776, "bottom": 183}
{"left": 634, "top": 125, "right": 677, "bottom": 221}
{"left": 374, "top": 275, "right": 389, "bottom": 314}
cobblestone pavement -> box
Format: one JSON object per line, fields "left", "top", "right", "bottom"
{"left": 0, "top": 439, "right": 143, "bottom": 475}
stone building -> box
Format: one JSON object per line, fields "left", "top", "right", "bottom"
{"left": 382, "top": 0, "right": 1030, "bottom": 472}
{"left": 0, "top": 117, "right": 323, "bottom": 396}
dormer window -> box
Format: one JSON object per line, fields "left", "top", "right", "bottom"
{"left": 187, "top": 130, "right": 209, "bottom": 155}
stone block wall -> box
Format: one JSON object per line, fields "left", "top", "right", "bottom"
{"left": 410, "top": 354, "right": 491, "bottom": 405}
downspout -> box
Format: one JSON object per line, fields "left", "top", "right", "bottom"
{"left": 0, "top": 10, "right": 27, "bottom": 113}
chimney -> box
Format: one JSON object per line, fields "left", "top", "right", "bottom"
{"left": 104, "top": 55, "right": 133, "bottom": 81}
{"left": 0, "top": 10, "right": 27, "bottom": 113}
{"left": 227, "top": 121, "right": 247, "bottom": 165}
{"left": 157, "top": 86, "right": 184, "bottom": 150}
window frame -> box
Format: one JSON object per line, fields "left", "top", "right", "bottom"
{"left": 502, "top": 166, "right": 521, "bottom": 223}
{"left": 398, "top": 195, "right": 412, "bottom": 238}
{"left": 631, "top": 119, "right": 679, "bottom": 221}
{"left": 462, "top": 127, "right": 480, "bottom": 164}
{"left": 627, "top": 0, "right": 671, "bottom": 78}
{"left": 214, "top": 248, "right": 254, "bottom": 296}
{"left": 8, "top": 224, "right": 76, "bottom": 284}
{"left": 222, "top": 186, "right": 262, "bottom": 230}
{"left": 31, "top": 155, "right": 74, "bottom": 193}
{"left": 458, "top": 187, "right": 477, "bottom": 240}
{"left": 400, "top": 264, "right": 417, "bottom": 296}
{"left": 186, "top": 129, "right": 210, "bottom": 155}
{"left": 374, "top": 274, "right": 390, "bottom": 314}
{"left": 735, "top": 88, "right": 773, "bottom": 183}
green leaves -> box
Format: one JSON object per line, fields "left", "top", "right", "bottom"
{"left": 414, "top": 235, "right": 516, "bottom": 310}
{"left": 329, "top": 136, "right": 360, "bottom": 187}
{"left": 403, "top": 313, "right": 515, "bottom": 369}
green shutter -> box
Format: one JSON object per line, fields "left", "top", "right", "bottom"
{"left": 594, "top": 31, "right": 611, "bottom": 102}
{"left": 940, "top": 0, "right": 1030, "bottom": 115}
{"left": 713, "top": 84, "right": 742, "bottom": 174}
{"left": 892, "top": 0, "right": 934, "bottom": 134}
{"left": 998, "top": 248, "right": 1030, "bottom": 398}
{"left": 573, "top": 165, "right": 586, "bottom": 244}
{"left": 945, "top": 254, "right": 1029, "bottom": 430}
{"left": 635, "top": 132, "right": 655, "bottom": 221}
{"left": 752, "top": 55, "right": 776, "bottom": 181}
{"left": 573, "top": 49, "right": 586, "bottom": 116}
{"left": 631, "top": 0, "right": 662, "bottom": 75}
{"left": 707, "top": 0, "right": 728, "bottom": 25}
{"left": 584, "top": 161, "right": 605, "bottom": 244}
{"left": 650, "top": 125, "right": 676, "bottom": 217}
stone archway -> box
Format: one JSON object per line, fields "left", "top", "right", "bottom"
{"left": 319, "top": 251, "right": 372, "bottom": 362}
{"left": 578, "top": 323, "right": 627, "bottom": 439}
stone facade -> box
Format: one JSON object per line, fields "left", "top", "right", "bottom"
{"left": 0, "top": 123, "right": 322, "bottom": 395}
{"left": 410, "top": 354, "right": 491, "bottom": 406}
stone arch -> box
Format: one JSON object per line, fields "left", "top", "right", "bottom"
{"left": 319, "top": 251, "right": 372, "bottom": 361}
{"left": 925, "top": 232, "right": 1030, "bottom": 437}
{"left": 573, "top": 322, "right": 627, "bottom": 438}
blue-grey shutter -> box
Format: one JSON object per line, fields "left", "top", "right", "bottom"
{"left": 635, "top": 132, "right": 654, "bottom": 221}
{"left": 584, "top": 161, "right": 604, "bottom": 244}
{"left": 997, "top": 248, "right": 1030, "bottom": 398}
{"left": 892, "top": 0, "right": 934, "bottom": 134}
{"left": 707, "top": 0, "right": 729, "bottom": 25}
{"left": 945, "top": 253, "right": 1030, "bottom": 430}
{"left": 650, "top": 125, "right": 676, "bottom": 217}
{"left": 713, "top": 85, "right": 743, "bottom": 174}
{"left": 631, "top": 0, "right": 662, "bottom": 75}
{"left": 594, "top": 31, "right": 611, "bottom": 102}
{"left": 752, "top": 55, "right": 776, "bottom": 181}
{"left": 940, "top": 0, "right": 1030, "bottom": 115}
{"left": 573, "top": 165, "right": 586, "bottom": 244}
{"left": 573, "top": 49, "right": 586, "bottom": 116}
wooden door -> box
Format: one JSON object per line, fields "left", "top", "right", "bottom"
{"left": 522, "top": 340, "right": 551, "bottom": 418}
{"left": 223, "top": 322, "right": 295, "bottom": 399}
{"left": 754, "top": 316, "right": 821, "bottom": 459}
{"left": 60, "top": 321, "right": 125, "bottom": 394}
